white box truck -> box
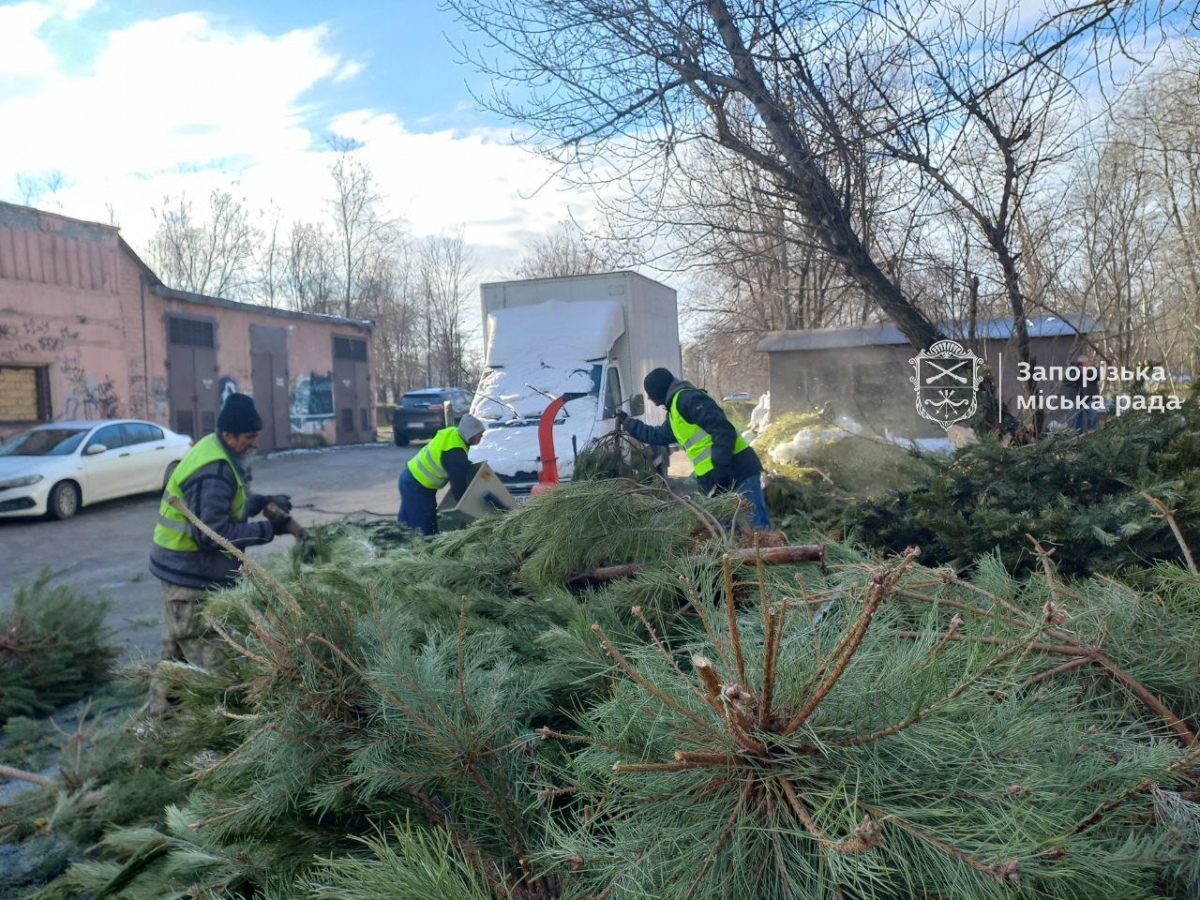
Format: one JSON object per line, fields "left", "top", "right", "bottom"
{"left": 469, "top": 271, "right": 682, "bottom": 491}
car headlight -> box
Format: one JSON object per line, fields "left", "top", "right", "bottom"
{"left": 0, "top": 474, "right": 44, "bottom": 490}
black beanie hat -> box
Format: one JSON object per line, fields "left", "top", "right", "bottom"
{"left": 217, "top": 393, "right": 263, "bottom": 435}
{"left": 644, "top": 368, "right": 675, "bottom": 406}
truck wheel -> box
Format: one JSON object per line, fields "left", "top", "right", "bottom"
{"left": 394, "top": 432, "right": 410, "bottom": 447}
{"left": 47, "top": 481, "right": 80, "bottom": 520}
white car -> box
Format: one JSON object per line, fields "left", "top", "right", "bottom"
{"left": 0, "top": 419, "right": 193, "bottom": 520}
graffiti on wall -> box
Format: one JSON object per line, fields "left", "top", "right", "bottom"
{"left": 0, "top": 317, "right": 80, "bottom": 362}
{"left": 290, "top": 372, "right": 333, "bottom": 434}
{"left": 0, "top": 318, "right": 116, "bottom": 419}
{"left": 219, "top": 376, "right": 240, "bottom": 405}
{"left": 60, "top": 352, "right": 120, "bottom": 419}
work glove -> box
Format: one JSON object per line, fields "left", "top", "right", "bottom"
{"left": 614, "top": 410, "right": 629, "bottom": 423}
{"left": 263, "top": 494, "right": 293, "bottom": 514}
{"left": 710, "top": 468, "right": 735, "bottom": 493}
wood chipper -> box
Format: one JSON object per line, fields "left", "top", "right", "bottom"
{"left": 435, "top": 460, "right": 518, "bottom": 529}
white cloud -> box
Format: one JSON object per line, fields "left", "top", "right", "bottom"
{"left": 332, "top": 58, "right": 366, "bottom": 83}
{"left": 0, "top": 3, "right": 57, "bottom": 82}
{"left": 59, "top": 0, "right": 96, "bottom": 21}
{"left": 0, "top": 5, "right": 600, "bottom": 283}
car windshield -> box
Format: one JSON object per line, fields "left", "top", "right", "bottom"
{"left": 0, "top": 428, "right": 90, "bottom": 457}
{"left": 400, "top": 393, "right": 445, "bottom": 409}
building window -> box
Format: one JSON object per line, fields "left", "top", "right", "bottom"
{"left": 0, "top": 365, "right": 51, "bottom": 423}
{"left": 169, "top": 317, "right": 215, "bottom": 347}
{"left": 334, "top": 336, "right": 367, "bottom": 361}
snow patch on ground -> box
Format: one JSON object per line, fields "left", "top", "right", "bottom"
{"left": 744, "top": 392, "right": 770, "bottom": 440}
{"left": 769, "top": 415, "right": 863, "bottom": 467}
{"left": 880, "top": 430, "right": 956, "bottom": 455}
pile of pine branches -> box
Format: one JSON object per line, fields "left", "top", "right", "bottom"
{"left": 1, "top": 572, "right": 116, "bottom": 724}
{"left": 771, "top": 400, "right": 1200, "bottom": 577}
{"left": 9, "top": 480, "right": 1200, "bottom": 900}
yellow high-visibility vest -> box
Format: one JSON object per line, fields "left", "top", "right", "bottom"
{"left": 407, "top": 426, "right": 468, "bottom": 489}
{"left": 152, "top": 434, "right": 246, "bottom": 553}
{"left": 669, "top": 389, "right": 749, "bottom": 476}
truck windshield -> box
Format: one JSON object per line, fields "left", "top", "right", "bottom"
{"left": 473, "top": 364, "right": 599, "bottom": 424}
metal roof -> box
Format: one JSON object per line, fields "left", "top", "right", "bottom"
{"left": 153, "top": 285, "right": 374, "bottom": 329}
{"left": 756, "top": 313, "right": 1100, "bottom": 353}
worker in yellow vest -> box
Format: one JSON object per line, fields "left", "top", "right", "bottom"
{"left": 147, "top": 393, "right": 305, "bottom": 715}
{"left": 617, "top": 368, "right": 771, "bottom": 530}
{"left": 399, "top": 413, "right": 486, "bottom": 535}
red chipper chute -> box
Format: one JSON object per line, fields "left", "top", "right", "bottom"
{"left": 530, "top": 392, "right": 588, "bottom": 497}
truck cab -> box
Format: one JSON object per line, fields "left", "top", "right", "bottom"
{"left": 469, "top": 272, "right": 681, "bottom": 493}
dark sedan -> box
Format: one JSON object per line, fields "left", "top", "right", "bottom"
{"left": 392, "top": 388, "right": 473, "bottom": 446}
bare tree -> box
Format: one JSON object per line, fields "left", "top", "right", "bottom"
{"left": 444, "top": 0, "right": 1035, "bottom": 424}
{"left": 446, "top": 0, "right": 1185, "bottom": 431}
{"left": 513, "top": 219, "right": 633, "bottom": 278}
{"left": 257, "top": 203, "right": 286, "bottom": 308}
{"left": 1138, "top": 47, "right": 1200, "bottom": 375}
{"left": 147, "top": 188, "right": 261, "bottom": 300}
{"left": 327, "top": 141, "right": 398, "bottom": 318}
{"left": 16, "top": 171, "right": 66, "bottom": 211}
{"left": 355, "top": 242, "right": 423, "bottom": 402}
{"left": 283, "top": 221, "right": 340, "bottom": 316}
{"left": 419, "top": 228, "right": 477, "bottom": 388}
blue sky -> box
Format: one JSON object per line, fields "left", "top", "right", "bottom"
{"left": 0, "top": 0, "right": 591, "bottom": 279}
{"left": 102, "top": 0, "right": 494, "bottom": 128}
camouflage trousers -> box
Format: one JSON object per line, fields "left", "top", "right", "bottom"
{"left": 145, "top": 580, "right": 227, "bottom": 715}
{"left": 158, "top": 580, "right": 227, "bottom": 668}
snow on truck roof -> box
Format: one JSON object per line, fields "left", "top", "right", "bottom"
{"left": 484, "top": 299, "right": 625, "bottom": 367}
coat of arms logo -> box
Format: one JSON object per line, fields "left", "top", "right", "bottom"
{"left": 909, "top": 340, "right": 982, "bottom": 430}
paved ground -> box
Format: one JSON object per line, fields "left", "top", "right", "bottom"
{"left": 0, "top": 441, "right": 414, "bottom": 661}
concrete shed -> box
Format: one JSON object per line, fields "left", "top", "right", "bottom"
{"left": 0, "top": 201, "right": 375, "bottom": 448}
{"left": 757, "top": 314, "right": 1101, "bottom": 436}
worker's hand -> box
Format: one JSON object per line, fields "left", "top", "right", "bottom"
{"left": 263, "top": 502, "right": 287, "bottom": 522}
{"left": 614, "top": 410, "right": 629, "bottom": 423}
{"left": 285, "top": 518, "right": 309, "bottom": 541}
{"left": 263, "top": 494, "right": 293, "bottom": 514}
{"left": 711, "top": 468, "right": 735, "bottom": 493}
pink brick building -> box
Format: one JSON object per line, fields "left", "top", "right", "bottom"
{"left": 0, "top": 201, "right": 375, "bottom": 449}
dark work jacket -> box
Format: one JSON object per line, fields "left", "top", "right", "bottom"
{"left": 149, "top": 438, "right": 277, "bottom": 589}
{"left": 623, "top": 379, "right": 762, "bottom": 492}
{"left": 441, "top": 447, "right": 472, "bottom": 501}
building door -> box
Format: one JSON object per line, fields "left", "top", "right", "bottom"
{"left": 333, "top": 335, "right": 370, "bottom": 444}
{"left": 166, "top": 317, "right": 218, "bottom": 439}
{"left": 250, "top": 325, "right": 289, "bottom": 452}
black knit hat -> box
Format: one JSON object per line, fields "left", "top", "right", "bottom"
{"left": 217, "top": 393, "right": 263, "bottom": 435}
{"left": 643, "top": 368, "right": 675, "bottom": 406}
